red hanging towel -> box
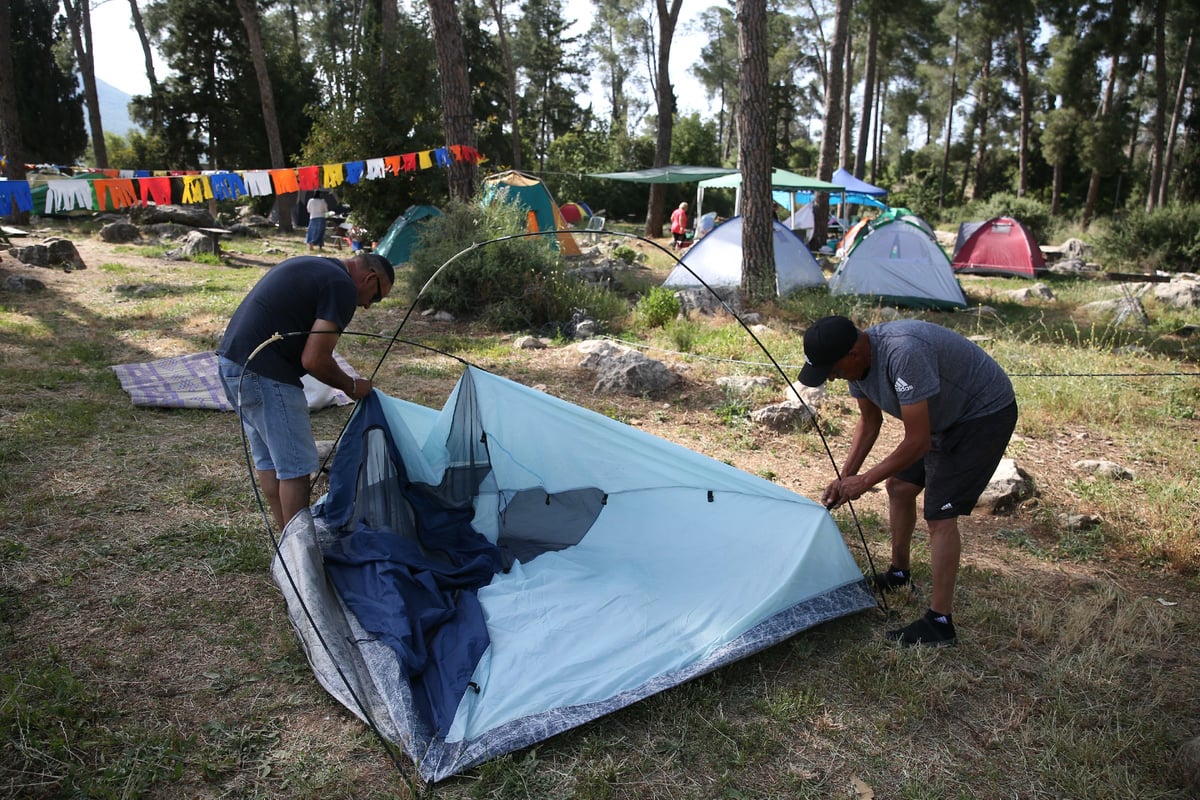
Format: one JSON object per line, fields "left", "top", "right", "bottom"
{"left": 297, "top": 165, "right": 320, "bottom": 191}
{"left": 137, "top": 176, "right": 171, "bottom": 207}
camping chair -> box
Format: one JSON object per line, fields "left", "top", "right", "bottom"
{"left": 584, "top": 215, "right": 605, "bottom": 244}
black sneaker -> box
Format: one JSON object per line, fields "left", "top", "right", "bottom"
{"left": 870, "top": 566, "right": 911, "bottom": 593}
{"left": 886, "top": 611, "right": 958, "bottom": 648}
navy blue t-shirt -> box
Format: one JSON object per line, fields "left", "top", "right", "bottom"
{"left": 218, "top": 256, "right": 357, "bottom": 386}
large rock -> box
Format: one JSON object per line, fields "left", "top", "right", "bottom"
{"left": 750, "top": 401, "right": 816, "bottom": 431}
{"left": 130, "top": 204, "right": 216, "bottom": 228}
{"left": 1, "top": 274, "right": 47, "bottom": 292}
{"left": 100, "top": 222, "right": 141, "bottom": 243}
{"left": 7, "top": 237, "right": 86, "bottom": 270}
{"left": 1154, "top": 279, "right": 1200, "bottom": 310}
{"left": 578, "top": 343, "right": 677, "bottom": 395}
{"left": 974, "top": 458, "right": 1037, "bottom": 513}
{"left": 165, "top": 230, "right": 218, "bottom": 259}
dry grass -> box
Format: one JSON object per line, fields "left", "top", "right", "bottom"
{"left": 1, "top": 219, "right": 1199, "bottom": 799}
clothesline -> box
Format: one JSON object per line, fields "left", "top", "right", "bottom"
{"left": 1, "top": 143, "right": 484, "bottom": 217}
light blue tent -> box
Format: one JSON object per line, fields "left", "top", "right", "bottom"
{"left": 663, "top": 216, "right": 827, "bottom": 296}
{"left": 273, "top": 367, "right": 875, "bottom": 782}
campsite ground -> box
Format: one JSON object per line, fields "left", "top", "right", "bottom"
{"left": 2, "top": 218, "right": 1199, "bottom": 799}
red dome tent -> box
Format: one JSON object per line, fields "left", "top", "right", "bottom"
{"left": 952, "top": 216, "right": 1046, "bottom": 278}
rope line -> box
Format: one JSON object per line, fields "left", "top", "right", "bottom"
{"left": 596, "top": 334, "right": 1200, "bottom": 379}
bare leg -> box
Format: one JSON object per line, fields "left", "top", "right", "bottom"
{"left": 927, "top": 517, "right": 961, "bottom": 616}
{"left": 885, "top": 476, "right": 922, "bottom": 571}
{"left": 277, "top": 476, "right": 312, "bottom": 529}
{"left": 256, "top": 468, "right": 283, "bottom": 530}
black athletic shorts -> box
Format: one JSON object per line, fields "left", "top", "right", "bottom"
{"left": 893, "top": 401, "right": 1018, "bottom": 521}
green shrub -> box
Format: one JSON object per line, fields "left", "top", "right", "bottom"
{"left": 1092, "top": 204, "right": 1200, "bottom": 273}
{"left": 405, "top": 199, "right": 629, "bottom": 332}
{"left": 635, "top": 286, "right": 681, "bottom": 328}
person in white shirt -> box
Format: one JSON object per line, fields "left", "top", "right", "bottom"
{"left": 305, "top": 191, "right": 329, "bottom": 251}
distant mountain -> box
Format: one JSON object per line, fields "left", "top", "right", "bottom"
{"left": 95, "top": 78, "right": 141, "bottom": 137}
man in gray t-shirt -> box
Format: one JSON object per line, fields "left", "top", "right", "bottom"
{"left": 799, "top": 316, "right": 1017, "bottom": 647}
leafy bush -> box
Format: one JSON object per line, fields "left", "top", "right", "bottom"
{"left": 405, "top": 199, "right": 629, "bottom": 331}
{"left": 634, "top": 286, "right": 681, "bottom": 328}
{"left": 963, "top": 193, "right": 1053, "bottom": 244}
{"left": 1092, "top": 204, "right": 1200, "bottom": 273}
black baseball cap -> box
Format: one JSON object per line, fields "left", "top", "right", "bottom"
{"left": 798, "top": 316, "right": 859, "bottom": 387}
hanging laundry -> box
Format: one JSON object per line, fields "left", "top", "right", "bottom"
{"left": 384, "top": 155, "right": 402, "bottom": 175}
{"left": 344, "top": 161, "right": 365, "bottom": 184}
{"left": 94, "top": 179, "right": 138, "bottom": 211}
{"left": 418, "top": 150, "right": 433, "bottom": 169}
{"left": 119, "top": 169, "right": 135, "bottom": 179}
{"left": 433, "top": 148, "right": 451, "bottom": 168}
{"left": 0, "top": 181, "right": 34, "bottom": 214}
{"left": 45, "top": 180, "right": 94, "bottom": 214}
{"left": 269, "top": 168, "right": 299, "bottom": 194}
{"left": 180, "top": 175, "right": 213, "bottom": 205}
{"left": 401, "top": 153, "right": 418, "bottom": 172}
{"left": 137, "top": 176, "right": 171, "bottom": 207}
{"left": 297, "top": 165, "right": 320, "bottom": 191}
{"left": 321, "top": 163, "right": 345, "bottom": 188}
{"left": 364, "top": 158, "right": 386, "bottom": 180}
{"left": 208, "top": 172, "right": 247, "bottom": 201}
{"left": 243, "top": 171, "right": 273, "bottom": 197}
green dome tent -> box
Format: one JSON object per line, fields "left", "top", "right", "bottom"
{"left": 374, "top": 204, "right": 442, "bottom": 266}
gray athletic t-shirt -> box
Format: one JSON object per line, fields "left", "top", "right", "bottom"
{"left": 848, "top": 320, "right": 1014, "bottom": 435}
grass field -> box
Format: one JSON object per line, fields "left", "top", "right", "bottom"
{"left": 1, "top": 218, "right": 1198, "bottom": 799}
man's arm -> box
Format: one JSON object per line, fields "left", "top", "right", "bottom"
{"left": 822, "top": 396, "right": 883, "bottom": 508}
{"left": 300, "top": 318, "right": 372, "bottom": 400}
{"left": 830, "top": 399, "right": 932, "bottom": 506}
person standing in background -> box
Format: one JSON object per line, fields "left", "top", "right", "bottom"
{"left": 306, "top": 190, "right": 329, "bottom": 251}
{"left": 670, "top": 201, "right": 689, "bottom": 250}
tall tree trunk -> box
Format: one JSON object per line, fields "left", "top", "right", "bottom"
{"left": 1015, "top": 19, "right": 1032, "bottom": 197}
{"left": 235, "top": 0, "right": 294, "bottom": 231}
{"left": 485, "top": 0, "right": 522, "bottom": 168}
{"left": 871, "top": 76, "right": 884, "bottom": 184}
{"left": 839, "top": 31, "right": 854, "bottom": 168}
{"left": 971, "top": 42, "right": 993, "bottom": 200}
{"left": 128, "top": 0, "right": 160, "bottom": 126}
{"left": 1159, "top": 30, "right": 1194, "bottom": 207}
{"left": 63, "top": 0, "right": 107, "bottom": 168}
{"left": 644, "top": 0, "right": 683, "bottom": 238}
{"left": 380, "top": 0, "right": 397, "bottom": 76}
{"left": 736, "top": 0, "right": 774, "bottom": 302}
{"left": 1082, "top": 53, "right": 1120, "bottom": 230}
{"left": 427, "top": 0, "right": 478, "bottom": 201}
{"left": 0, "top": 0, "right": 29, "bottom": 224}
{"left": 1144, "top": 0, "right": 1167, "bottom": 211}
{"left": 812, "top": 0, "right": 851, "bottom": 249}
{"left": 938, "top": 13, "right": 960, "bottom": 209}
{"left": 854, "top": 14, "right": 878, "bottom": 178}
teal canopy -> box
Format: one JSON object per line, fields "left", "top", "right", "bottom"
{"left": 587, "top": 165, "right": 738, "bottom": 184}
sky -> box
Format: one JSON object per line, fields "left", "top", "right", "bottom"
{"left": 88, "top": 0, "right": 717, "bottom": 116}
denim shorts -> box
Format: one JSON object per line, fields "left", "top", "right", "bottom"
{"left": 218, "top": 356, "right": 318, "bottom": 480}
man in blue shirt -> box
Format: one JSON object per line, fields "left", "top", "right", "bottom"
{"left": 799, "top": 316, "right": 1017, "bottom": 647}
{"left": 218, "top": 252, "right": 394, "bottom": 530}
